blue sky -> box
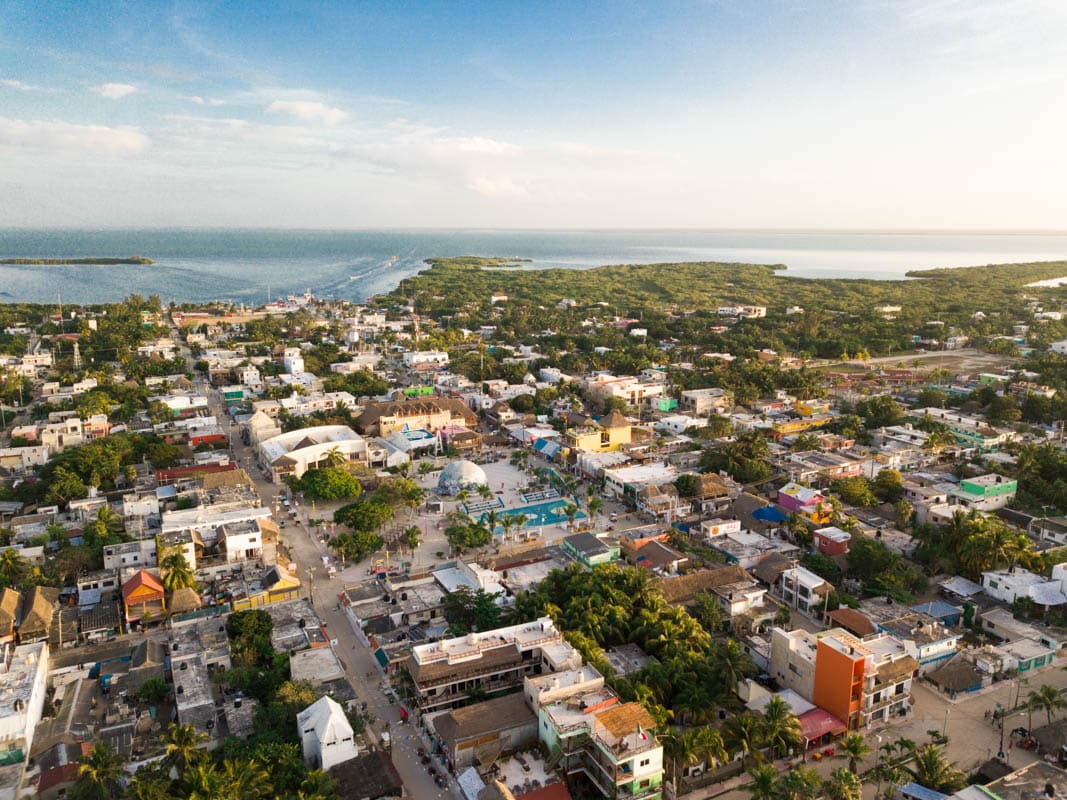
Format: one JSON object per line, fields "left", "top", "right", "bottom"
{"left": 2, "top": 0, "right": 1066, "bottom": 229}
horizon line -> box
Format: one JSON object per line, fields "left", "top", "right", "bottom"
{"left": 3, "top": 225, "right": 1067, "bottom": 236}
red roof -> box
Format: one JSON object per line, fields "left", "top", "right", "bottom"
{"left": 799, "top": 709, "right": 846, "bottom": 744}
{"left": 156, "top": 463, "right": 236, "bottom": 484}
{"left": 122, "top": 569, "right": 164, "bottom": 600}
{"left": 517, "top": 783, "right": 573, "bottom": 800}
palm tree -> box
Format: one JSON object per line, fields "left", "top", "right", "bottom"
{"left": 71, "top": 743, "right": 124, "bottom": 800}
{"left": 587, "top": 496, "right": 604, "bottom": 525}
{"left": 822, "top": 768, "right": 863, "bottom": 800}
{"left": 512, "top": 513, "right": 530, "bottom": 538}
{"left": 96, "top": 503, "right": 124, "bottom": 535}
{"left": 662, "top": 729, "right": 696, "bottom": 795}
{"left": 691, "top": 726, "right": 728, "bottom": 773}
{"left": 0, "top": 548, "right": 26, "bottom": 587}
{"left": 836, "top": 732, "right": 872, "bottom": 774}
{"left": 160, "top": 551, "right": 197, "bottom": 593}
{"left": 185, "top": 762, "right": 224, "bottom": 800}
{"left": 760, "top": 695, "right": 802, "bottom": 758}
{"left": 220, "top": 759, "right": 270, "bottom": 799}
{"left": 746, "top": 764, "right": 778, "bottom": 800}
{"left": 123, "top": 771, "right": 172, "bottom": 800}
{"left": 1027, "top": 684, "right": 1067, "bottom": 727}
{"left": 484, "top": 509, "right": 499, "bottom": 535}
{"left": 563, "top": 503, "right": 579, "bottom": 528}
{"left": 724, "top": 712, "right": 764, "bottom": 770}
{"left": 905, "top": 744, "right": 966, "bottom": 794}
{"left": 164, "top": 723, "right": 207, "bottom": 774}
{"left": 322, "top": 446, "right": 347, "bottom": 468}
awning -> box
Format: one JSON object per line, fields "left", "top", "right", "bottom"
{"left": 533, "top": 438, "right": 561, "bottom": 459}
{"left": 799, "top": 709, "right": 846, "bottom": 744}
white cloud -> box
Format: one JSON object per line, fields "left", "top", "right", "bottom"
{"left": 90, "top": 82, "right": 139, "bottom": 100}
{"left": 266, "top": 100, "right": 347, "bottom": 125}
{"left": 180, "top": 95, "right": 225, "bottom": 106}
{"left": 1, "top": 79, "right": 41, "bottom": 92}
{"left": 0, "top": 117, "right": 148, "bottom": 153}
{"left": 465, "top": 174, "right": 531, "bottom": 198}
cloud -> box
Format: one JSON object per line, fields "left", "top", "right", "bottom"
{"left": 465, "top": 175, "right": 531, "bottom": 199}
{"left": 90, "top": 82, "right": 139, "bottom": 100}
{"left": 180, "top": 95, "right": 225, "bottom": 106}
{"left": 0, "top": 117, "right": 148, "bottom": 153}
{"left": 266, "top": 100, "right": 347, "bottom": 125}
{"left": 1, "top": 79, "right": 42, "bottom": 92}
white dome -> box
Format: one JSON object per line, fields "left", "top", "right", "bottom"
{"left": 438, "top": 459, "right": 488, "bottom": 494}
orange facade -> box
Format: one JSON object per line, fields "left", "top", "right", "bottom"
{"left": 812, "top": 639, "right": 865, "bottom": 730}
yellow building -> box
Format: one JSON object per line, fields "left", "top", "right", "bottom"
{"left": 232, "top": 565, "right": 301, "bottom": 611}
{"left": 564, "top": 410, "right": 632, "bottom": 452}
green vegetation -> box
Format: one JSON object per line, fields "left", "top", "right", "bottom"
{"left": 510, "top": 563, "right": 756, "bottom": 726}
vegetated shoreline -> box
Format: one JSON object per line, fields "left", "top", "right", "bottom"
{"left": 0, "top": 256, "right": 154, "bottom": 265}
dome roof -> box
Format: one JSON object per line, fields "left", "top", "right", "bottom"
{"left": 438, "top": 459, "right": 488, "bottom": 493}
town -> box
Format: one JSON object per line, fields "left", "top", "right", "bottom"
{"left": 0, "top": 257, "right": 1066, "bottom": 800}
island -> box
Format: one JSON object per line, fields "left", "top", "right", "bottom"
{"left": 0, "top": 256, "right": 154, "bottom": 265}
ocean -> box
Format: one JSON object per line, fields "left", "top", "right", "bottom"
{"left": 1, "top": 228, "right": 1066, "bottom": 304}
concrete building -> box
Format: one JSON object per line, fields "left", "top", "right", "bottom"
{"left": 0, "top": 642, "right": 49, "bottom": 763}
{"left": 678, "top": 387, "right": 731, "bottom": 417}
{"left": 952, "top": 474, "right": 1017, "bottom": 511}
{"left": 407, "top": 617, "right": 581, "bottom": 714}
{"left": 776, "top": 566, "right": 832, "bottom": 616}
{"left": 812, "top": 631, "right": 916, "bottom": 731}
{"left": 297, "top": 696, "right": 358, "bottom": 772}
{"left": 257, "top": 425, "right": 367, "bottom": 483}
{"left": 432, "top": 693, "right": 537, "bottom": 770}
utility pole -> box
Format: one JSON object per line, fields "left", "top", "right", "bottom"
{"left": 306, "top": 567, "right": 314, "bottom": 606}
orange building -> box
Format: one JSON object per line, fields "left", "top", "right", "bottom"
{"left": 122, "top": 570, "right": 166, "bottom": 626}
{"left": 813, "top": 634, "right": 869, "bottom": 730}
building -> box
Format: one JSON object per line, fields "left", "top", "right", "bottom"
{"left": 257, "top": 425, "right": 368, "bottom": 483}
{"left": 777, "top": 483, "right": 832, "bottom": 524}
{"left": 952, "top": 474, "right": 1017, "bottom": 511}
{"left": 538, "top": 693, "right": 663, "bottom": 800}
{"left": 0, "top": 642, "right": 49, "bottom": 764}
{"left": 432, "top": 693, "right": 538, "bottom": 770}
{"left": 813, "top": 526, "right": 851, "bottom": 556}
{"left": 407, "top": 617, "right": 580, "bottom": 714}
{"left": 877, "top": 614, "right": 961, "bottom": 674}
{"left": 812, "top": 631, "right": 916, "bottom": 730}
{"left": 121, "top": 570, "right": 165, "bottom": 627}
{"left": 775, "top": 566, "right": 832, "bottom": 616}
{"left": 981, "top": 568, "right": 1050, "bottom": 604}
{"left": 656, "top": 565, "right": 769, "bottom": 623}
{"left": 173, "top": 650, "right": 216, "bottom": 735}
{"left": 355, "top": 397, "right": 477, "bottom": 437}
{"left": 563, "top": 533, "right": 621, "bottom": 568}
{"left": 678, "top": 388, "right": 731, "bottom": 417}
{"left": 564, "top": 411, "right": 632, "bottom": 453}
{"left": 297, "top": 696, "right": 358, "bottom": 772}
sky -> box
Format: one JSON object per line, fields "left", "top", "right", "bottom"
{"left": 1, "top": 0, "right": 1066, "bottom": 230}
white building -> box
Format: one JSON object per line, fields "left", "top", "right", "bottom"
{"left": 981, "top": 568, "right": 1051, "bottom": 604}
{"left": 776, "top": 566, "right": 831, "bottom": 615}
{"left": 297, "top": 696, "right": 358, "bottom": 771}
{"left": 257, "top": 425, "right": 368, "bottom": 483}
{"left": 402, "top": 351, "right": 449, "bottom": 368}
{"left": 0, "top": 641, "right": 49, "bottom": 761}
{"left": 282, "top": 347, "right": 305, "bottom": 375}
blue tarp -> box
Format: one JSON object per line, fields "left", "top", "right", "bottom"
{"left": 532, "top": 438, "right": 561, "bottom": 459}
{"left": 753, "top": 506, "right": 788, "bottom": 523}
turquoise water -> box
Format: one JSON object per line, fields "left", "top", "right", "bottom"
{"left": 499, "top": 500, "right": 586, "bottom": 530}
{"left": 1, "top": 228, "right": 1066, "bottom": 303}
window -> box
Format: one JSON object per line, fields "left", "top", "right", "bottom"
{"left": 639, "top": 780, "right": 651, "bottom": 788}
{"left": 639, "top": 758, "right": 650, "bottom": 767}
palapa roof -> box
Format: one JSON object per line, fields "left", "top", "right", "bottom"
{"left": 0, "top": 587, "right": 21, "bottom": 638}
{"left": 168, "top": 587, "right": 202, "bottom": 614}
{"left": 594, "top": 702, "right": 656, "bottom": 738}
{"left": 874, "top": 656, "right": 919, "bottom": 687}
{"left": 19, "top": 585, "right": 58, "bottom": 638}
{"left": 409, "top": 643, "right": 522, "bottom": 686}
{"left": 329, "top": 750, "right": 404, "bottom": 800}
{"left": 656, "top": 565, "right": 752, "bottom": 605}
{"left": 432, "top": 693, "right": 535, "bottom": 744}
{"left": 599, "top": 410, "right": 630, "bottom": 429}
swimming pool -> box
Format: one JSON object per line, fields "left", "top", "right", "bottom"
{"left": 490, "top": 499, "right": 586, "bottom": 530}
